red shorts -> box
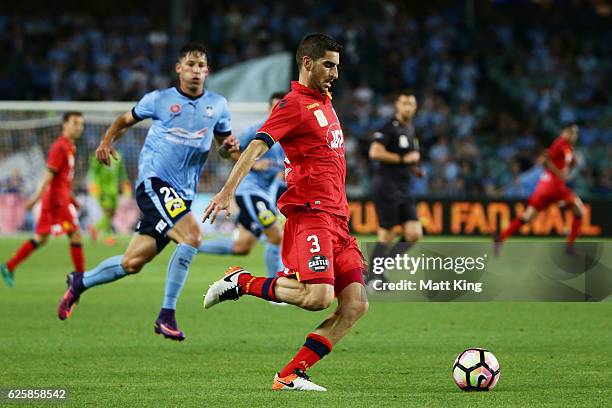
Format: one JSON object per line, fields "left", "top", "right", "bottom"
{"left": 278, "top": 208, "right": 365, "bottom": 294}
{"left": 527, "top": 178, "right": 577, "bottom": 211}
{"left": 35, "top": 202, "right": 79, "bottom": 236}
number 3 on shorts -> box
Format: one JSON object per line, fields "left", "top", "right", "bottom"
{"left": 307, "top": 235, "right": 320, "bottom": 253}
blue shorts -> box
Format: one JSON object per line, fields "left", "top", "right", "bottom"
{"left": 135, "top": 177, "right": 192, "bottom": 252}
{"left": 235, "top": 193, "right": 277, "bottom": 237}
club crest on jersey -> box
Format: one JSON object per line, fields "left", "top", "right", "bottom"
{"left": 326, "top": 123, "right": 345, "bottom": 155}
{"left": 170, "top": 104, "right": 181, "bottom": 114}
{"left": 205, "top": 106, "right": 214, "bottom": 117}
{"left": 309, "top": 255, "right": 329, "bottom": 272}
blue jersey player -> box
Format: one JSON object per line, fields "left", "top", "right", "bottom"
{"left": 198, "top": 93, "right": 286, "bottom": 278}
{"left": 57, "top": 43, "right": 238, "bottom": 341}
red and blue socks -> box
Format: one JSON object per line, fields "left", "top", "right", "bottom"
{"left": 237, "top": 274, "right": 278, "bottom": 302}
{"left": 70, "top": 243, "right": 84, "bottom": 273}
{"left": 6, "top": 239, "right": 39, "bottom": 271}
{"left": 500, "top": 218, "right": 525, "bottom": 242}
{"left": 279, "top": 333, "right": 332, "bottom": 377}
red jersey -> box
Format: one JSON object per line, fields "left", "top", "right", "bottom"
{"left": 258, "top": 81, "right": 348, "bottom": 218}
{"left": 545, "top": 136, "right": 573, "bottom": 184}
{"left": 43, "top": 135, "right": 76, "bottom": 207}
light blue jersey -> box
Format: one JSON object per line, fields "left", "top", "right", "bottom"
{"left": 235, "top": 121, "right": 286, "bottom": 198}
{"left": 132, "top": 86, "right": 231, "bottom": 200}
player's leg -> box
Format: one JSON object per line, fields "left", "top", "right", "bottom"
{"left": 95, "top": 195, "right": 118, "bottom": 245}
{"left": 274, "top": 283, "right": 367, "bottom": 381}
{"left": 198, "top": 224, "right": 257, "bottom": 255}
{"left": 58, "top": 178, "right": 173, "bottom": 320}
{"left": 155, "top": 211, "right": 200, "bottom": 340}
{"left": 1, "top": 232, "right": 49, "bottom": 287}
{"left": 566, "top": 193, "right": 584, "bottom": 254}
{"left": 67, "top": 228, "right": 85, "bottom": 273}
{"left": 1, "top": 201, "right": 53, "bottom": 286}
{"left": 498, "top": 181, "right": 553, "bottom": 245}
{"left": 400, "top": 200, "right": 422, "bottom": 243}
{"left": 198, "top": 194, "right": 259, "bottom": 255}
{"left": 204, "top": 210, "right": 336, "bottom": 310}
{"left": 58, "top": 232, "right": 158, "bottom": 320}
{"left": 250, "top": 193, "right": 284, "bottom": 277}
{"left": 402, "top": 221, "right": 423, "bottom": 242}
{"left": 56, "top": 202, "right": 85, "bottom": 273}
{"left": 273, "top": 239, "right": 367, "bottom": 391}
{"left": 367, "top": 196, "right": 399, "bottom": 286}
{"left": 263, "top": 223, "right": 284, "bottom": 278}
{"left": 494, "top": 204, "right": 538, "bottom": 255}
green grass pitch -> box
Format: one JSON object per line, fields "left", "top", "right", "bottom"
{"left": 0, "top": 235, "right": 610, "bottom": 407}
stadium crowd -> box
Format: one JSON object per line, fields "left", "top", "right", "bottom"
{"left": 1, "top": 1, "right": 610, "bottom": 199}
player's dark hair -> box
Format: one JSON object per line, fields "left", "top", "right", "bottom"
{"left": 62, "top": 111, "right": 83, "bottom": 123}
{"left": 269, "top": 91, "right": 286, "bottom": 104}
{"left": 178, "top": 42, "right": 207, "bottom": 61}
{"left": 296, "top": 33, "right": 343, "bottom": 67}
{"left": 396, "top": 89, "right": 416, "bottom": 100}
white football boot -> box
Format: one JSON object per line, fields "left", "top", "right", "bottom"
{"left": 203, "top": 266, "right": 248, "bottom": 309}
{"left": 272, "top": 369, "right": 327, "bottom": 392}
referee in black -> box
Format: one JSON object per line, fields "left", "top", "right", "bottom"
{"left": 369, "top": 90, "right": 423, "bottom": 245}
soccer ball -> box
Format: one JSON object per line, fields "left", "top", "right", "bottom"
{"left": 452, "top": 348, "right": 500, "bottom": 391}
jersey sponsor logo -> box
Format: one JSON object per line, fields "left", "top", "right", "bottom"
{"left": 170, "top": 104, "right": 181, "bottom": 114}
{"left": 308, "top": 254, "right": 329, "bottom": 272}
{"left": 399, "top": 134, "right": 409, "bottom": 148}
{"left": 326, "top": 123, "right": 345, "bottom": 155}
{"left": 165, "top": 198, "right": 187, "bottom": 218}
{"left": 307, "top": 102, "right": 320, "bottom": 110}
{"left": 165, "top": 127, "right": 208, "bottom": 146}
{"left": 205, "top": 105, "right": 214, "bottom": 118}
{"left": 313, "top": 109, "right": 329, "bottom": 127}
{"left": 256, "top": 201, "right": 276, "bottom": 227}
{"left": 155, "top": 219, "right": 168, "bottom": 234}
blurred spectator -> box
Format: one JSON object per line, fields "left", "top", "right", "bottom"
{"left": 0, "top": 0, "right": 609, "bottom": 199}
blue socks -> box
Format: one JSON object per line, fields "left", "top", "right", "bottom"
{"left": 198, "top": 237, "right": 233, "bottom": 255}
{"left": 162, "top": 243, "right": 197, "bottom": 310}
{"left": 265, "top": 243, "right": 284, "bottom": 278}
{"left": 82, "top": 255, "right": 127, "bottom": 289}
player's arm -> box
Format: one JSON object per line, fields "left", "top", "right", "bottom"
{"left": 96, "top": 112, "right": 134, "bottom": 166}
{"left": 24, "top": 169, "right": 54, "bottom": 210}
{"left": 370, "top": 141, "right": 418, "bottom": 164}
{"left": 203, "top": 139, "right": 270, "bottom": 223}
{"left": 539, "top": 151, "right": 567, "bottom": 180}
{"left": 213, "top": 98, "right": 238, "bottom": 159}
{"left": 214, "top": 132, "right": 240, "bottom": 159}
{"left": 369, "top": 141, "right": 401, "bottom": 164}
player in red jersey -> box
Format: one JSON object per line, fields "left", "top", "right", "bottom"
{"left": 1, "top": 112, "right": 85, "bottom": 287}
{"left": 495, "top": 123, "right": 583, "bottom": 254}
{"left": 202, "top": 34, "right": 368, "bottom": 391}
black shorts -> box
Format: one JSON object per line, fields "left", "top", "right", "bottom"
{"left": 235, "top": 193, "right": 278, "bottom": 237}
{"left": 135, "top": 178, "right": 192, "bottom": 252}
{"left": 372, "top": 179, "right": 418, "bottom": 229}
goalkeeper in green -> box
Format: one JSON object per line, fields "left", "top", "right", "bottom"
{"left": 87, "top": 150, "right": 131, "bottom": 245}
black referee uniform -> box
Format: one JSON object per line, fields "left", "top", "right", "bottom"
{"left": 370, "top": 119, "right": 420, "bottom": 229}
